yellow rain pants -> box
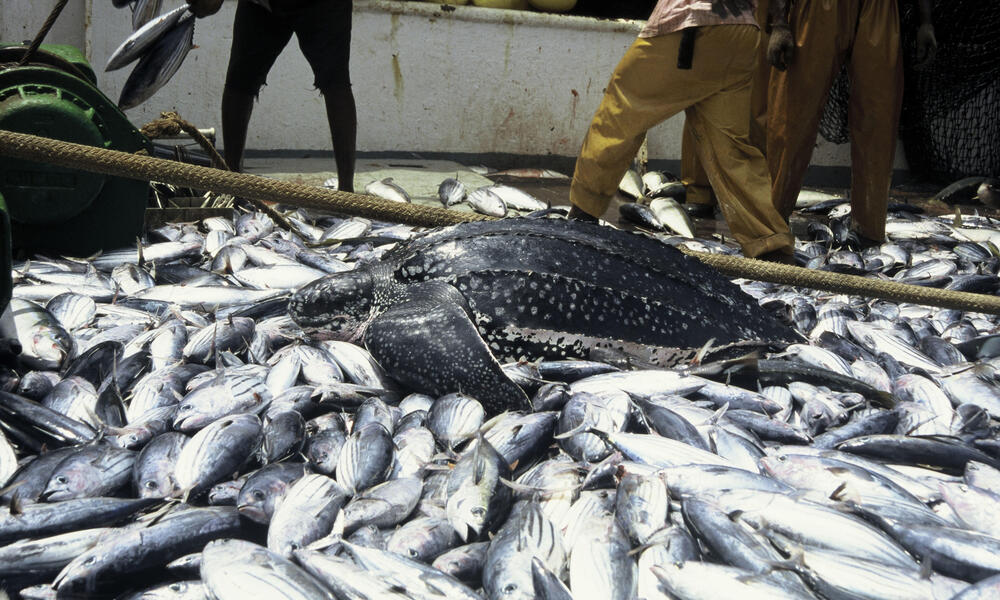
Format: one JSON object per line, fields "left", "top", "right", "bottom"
{"left": 681, "top": 0, "right": 771, "bottom": 207}
{"left": 570, "top": 25, "right": 794, "bottom": 258}
{"left": 768, "top": 0, "right": 903, "bottom": 242}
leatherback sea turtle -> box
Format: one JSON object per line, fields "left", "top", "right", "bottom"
{"left": 289, "top": 219, "right": 797, "bottom": 414}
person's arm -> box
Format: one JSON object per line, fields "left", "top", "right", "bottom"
{"left": 767, "top": 0, "right": 794, "bottom": 71}
{"left": 914, "top": 0, "right": 937, "bottom": 66}
{"left": 187, "top": 0, "right": 224, "bottom": 18}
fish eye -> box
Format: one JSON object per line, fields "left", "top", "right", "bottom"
{"left": 145, "top": 481, "right": 158, "bottom": 489}
{"left": 503, "top": 584, "right": 518, "bottom": 594}
{"left": 471, "top": 507, "right": 486, "bottom": 518}
{"left": 408, "top": 548, "right": 419, "bottom": 557}
{"left": 252, "top": 490, "right": 265, "bottom": 501}
{"left": 84, "top": 556, "right": 96, "bottom": 565}
{"left": 55, "top": 475, "right": 68, "bottom": 484}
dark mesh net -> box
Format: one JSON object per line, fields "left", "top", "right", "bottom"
{"left": 818, "top": 67, "right": 850, "bottom": 145}
{"left": 816, "top": 1, "right": 1000, "bottom": 182}
{"left": 899, "top": 1, "right": 1000, "bottom": 182}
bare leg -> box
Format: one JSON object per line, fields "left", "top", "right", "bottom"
{"left": 221, "top": 87, "right": 255, "bottom": 173}
{"left": 322, "top": 86, "right": 357, "bottom": 193}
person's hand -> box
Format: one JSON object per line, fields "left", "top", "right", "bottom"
{"left": 915, "top": 23, "right": 938, "bottom": 67}
{"left": 768, "top": 24, "right": 794, "bottom": 71}
{"left": 186, "top": 0, "right": 224, "bottom": 18}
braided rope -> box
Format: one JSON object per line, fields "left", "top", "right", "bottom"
{"left": 3, "top": 128, "right": 1000, "bottom": 314}
{"left": 0, "top": 129, "right": 488, "bottom": 228}
{"left": 685, "top": 250, "right": 1000, "bottom": 314}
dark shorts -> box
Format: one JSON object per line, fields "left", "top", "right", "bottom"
{"left": 225, "top": 0, "right": 353, "bottom": 95}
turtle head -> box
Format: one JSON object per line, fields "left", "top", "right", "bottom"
{"left": 289, "top": 270, "right": 376, "bottom": 342}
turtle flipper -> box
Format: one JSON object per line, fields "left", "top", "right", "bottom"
{"left": 363, "top": 295, "right": 530, "bottom": 415}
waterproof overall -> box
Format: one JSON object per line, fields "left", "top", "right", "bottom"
{"left": 570, "top": 24, "right": 794, "bottom": 258}
{"left": 767, "top": 0, "right": 903, "bottom": 241}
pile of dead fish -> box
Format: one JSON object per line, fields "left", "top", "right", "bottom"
{"left": 344, "top": 176, "right": 552, "bottom": 218}
{"left": 107, "top": 1, "right": 196, "bottom": 110}
{"left": 5, "top": 201, "right": 1000, "bottom": 599}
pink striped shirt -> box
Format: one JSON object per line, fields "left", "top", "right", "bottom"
{"left": 640, "top": 0, "right": 759, "bottom": 38}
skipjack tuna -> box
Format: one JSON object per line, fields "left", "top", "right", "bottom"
{"left": 0, "top": 200, "right": 999, "bottom": 598}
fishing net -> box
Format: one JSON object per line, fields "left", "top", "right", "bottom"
{"left": 817, "top": 69, "right": 850, "bottom": 146}
{"left": 817, "top": 1, "right": 1000, "bottom": 182}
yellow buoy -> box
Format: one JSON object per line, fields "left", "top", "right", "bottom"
{"left": 471, "top": 0, "right": 530, "bottom": 9}
{"left": 528, "top": 0, "right": 577, "bottom": 11}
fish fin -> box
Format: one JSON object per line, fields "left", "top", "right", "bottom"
{"left": 691, "top": 338, "right": 717, "bottom": 366}
{"left": 767, "top": 549, "right": 805, "bottom": 573}
{"left": 212, "top": 322, "right": 221, "bottom": 370}
{"left": 686, "top": 355, "right": 759, "bottom": 378}
{"left": 498, "top": 477, "right": 577, "bottom": 496}
{"left": 9, "top": 494, "right": 24, "bottom": 516}
{"left": 136, "top": 237, "right": 144, "bottom": 266}
{"left": 307, "top": 532, "right": 344, "bottom": 551}
{"left": 552, "top": 418, "right": 592, "bottom": 440}
{"left": 472, "top": 433, "right": 487, "bottom": 485}
{"left": 479, "top": 410, "right": 510, "bottom": 433}
{"left": 919, "top": 555, "right": 934, "bottom": 580}
{"left": 707, "top": 402, "right": 730, "bottom": 426}
{"left": 144, "top": 499, "right": 180, "bottom": 527}
{"left": 828, "top": 481, "right": 850, "bottom": 502}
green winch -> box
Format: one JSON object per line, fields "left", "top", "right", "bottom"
{"left": 0, "top": 43, "right": 152, "bottom": 257}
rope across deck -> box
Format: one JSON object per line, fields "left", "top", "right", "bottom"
{"left": 2, "top": 128, "right": 1000, "bottom": 314}
{"left": 685, "top": 251, "right": 1000, "bottom": 315}
{"left": 0, "top": 129, "right": 487, "bottom": 228}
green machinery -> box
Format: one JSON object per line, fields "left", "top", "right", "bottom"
{"left": 0, "top": 193, "right": 10, "bottom": 313}
{"left": 0, "top": 43, "right": 152, "bottom": 261}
